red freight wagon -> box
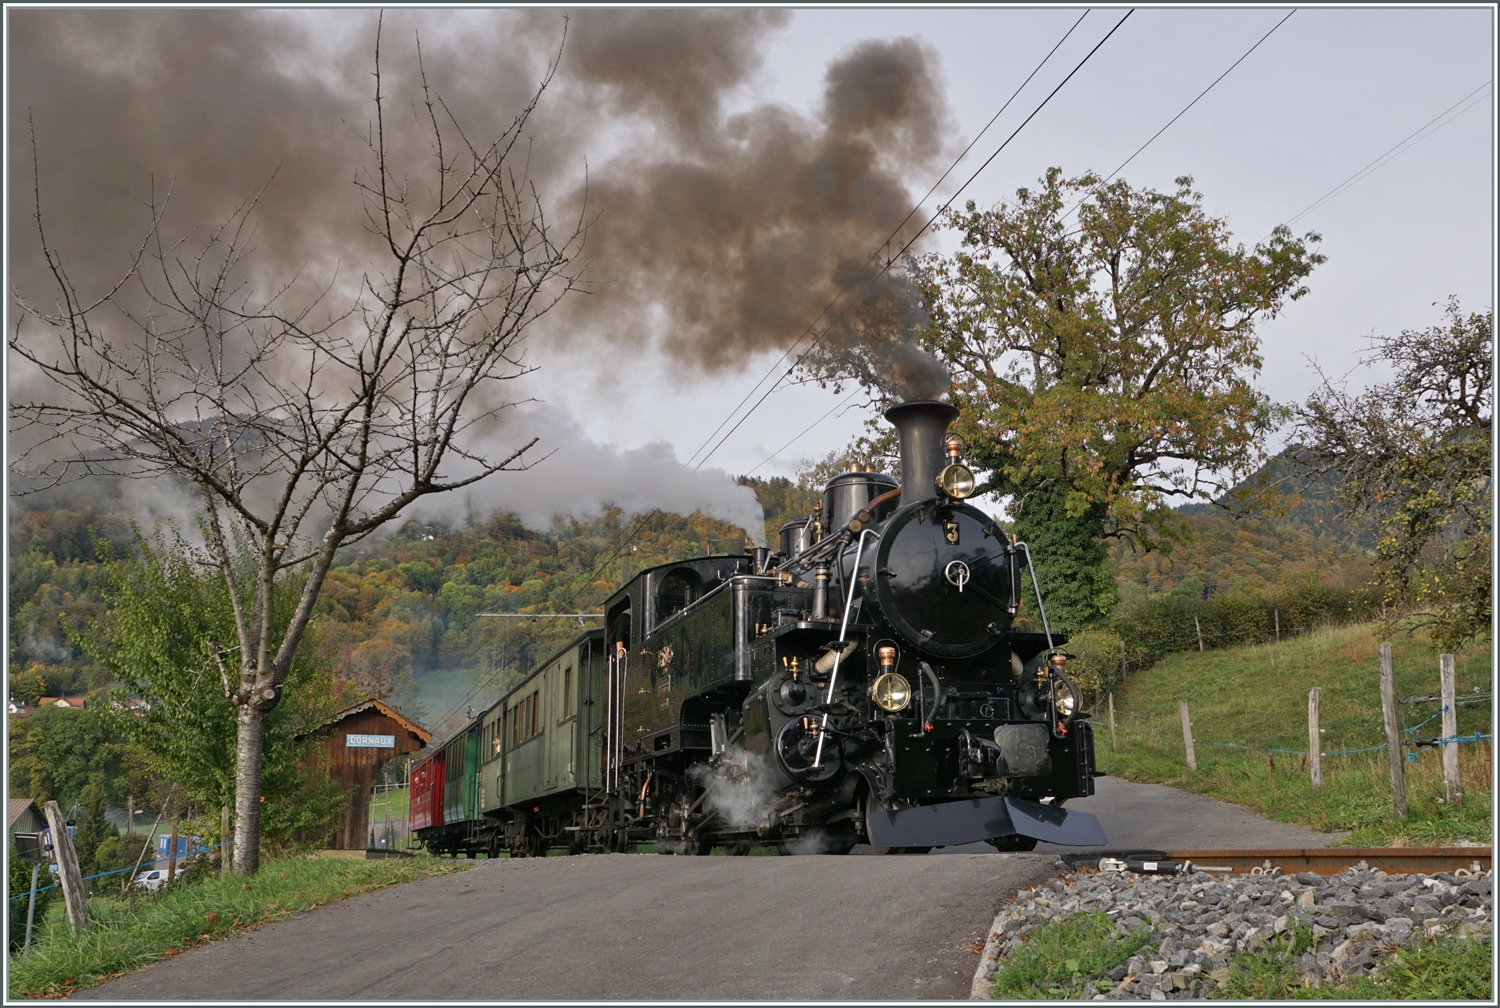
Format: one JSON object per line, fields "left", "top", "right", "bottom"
{"left": 409, "top": 751, "right": 445, "bottom": 831}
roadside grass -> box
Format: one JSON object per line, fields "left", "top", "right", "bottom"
{"left": 1220, "top": 930, "right": 1492, "bottom": 1000}
{"left": 990, "top": 911, "right": 1156, "bottom": 999}
{"left": 8, "top": 853, "right": 468, "bottom": 1000}
{"left": 1096, "top": 622, "right": 1492, "bottom": 846}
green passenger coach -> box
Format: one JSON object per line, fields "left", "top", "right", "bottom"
{"left": 419, "top": 628, "right": 607, "bottom": 857}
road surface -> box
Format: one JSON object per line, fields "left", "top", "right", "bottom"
{"left": 72, "top": 776, "right": 1342, "bottom": 1000}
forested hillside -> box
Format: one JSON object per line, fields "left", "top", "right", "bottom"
{"left": 8, "top": 476, "right": 822, "bottom": 744}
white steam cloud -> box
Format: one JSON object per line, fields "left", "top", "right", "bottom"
{"left": 422, "top": 404, "right": 766, "bottom": 546}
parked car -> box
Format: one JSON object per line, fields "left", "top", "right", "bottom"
{"left": 133, "top": 868, "right": 170, "bottom": 891}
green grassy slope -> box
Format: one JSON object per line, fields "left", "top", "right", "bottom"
{"left": 1096, "top": 622, "right": 1492, "bottom": 846}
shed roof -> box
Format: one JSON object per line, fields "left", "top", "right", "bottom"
{"left": 8, "top": 798, "right": 37, "bottom": 829}
{"left": 301, "top": 699, "right": 430, "bottom": 745}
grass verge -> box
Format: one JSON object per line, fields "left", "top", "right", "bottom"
{"left": 8, "top": 853, "right": 468, "bottom": 999}
{"left": 1096, "top": 622, "right": 1492, "bottom": 846}
{"left": 1220, "top": 929, "right": 1492, "bottom": 1000}
{"left": 991, "top": 911, "right": 1156, "bottom": 999}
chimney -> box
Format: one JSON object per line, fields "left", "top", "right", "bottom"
{"left": 884, "top": 400, "right": 959, "bottom": 507}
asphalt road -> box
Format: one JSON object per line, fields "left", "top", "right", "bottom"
{"left": 71, "top": 851, "right": 1058, "bottom": 1001}
{"left": 71, "top": 777, "right": 1344, "bottom": 1001}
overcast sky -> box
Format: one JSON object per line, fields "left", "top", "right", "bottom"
{"left": 7, "top": 5, "right": 1495, "bottom": 530}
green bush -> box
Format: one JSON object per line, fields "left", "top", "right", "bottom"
{"left": 1062, "top": 630, "right": 1121, "bottom": 699}
{"left": 1107, "top": 576, "right": 1371, "bottom": 674}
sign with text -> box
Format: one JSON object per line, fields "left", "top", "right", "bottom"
{"left": 346, "top": 733, "right": 395, "bottom": 748}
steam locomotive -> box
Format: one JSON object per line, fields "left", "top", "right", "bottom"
{"left": 409, "top": 400, "right": 1105, "bottom": 856}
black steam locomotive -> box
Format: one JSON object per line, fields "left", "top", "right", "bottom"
{"left": 411, "top": 400, "right": 1105, "bottom": 857}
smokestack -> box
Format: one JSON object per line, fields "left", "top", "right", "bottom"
{"left": 884, "top": 400, "right": 958, "bottom": 507}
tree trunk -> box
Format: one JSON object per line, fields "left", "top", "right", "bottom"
{"left": 232, "top": 702, "right": 267, "bottom": 874}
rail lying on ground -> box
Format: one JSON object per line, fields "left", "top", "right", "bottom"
{"left": 1057, "top": 846, "right": 1491, "bottom": 876}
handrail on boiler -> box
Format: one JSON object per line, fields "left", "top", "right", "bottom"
{"left": 812, "top": 528, "right": 879, "bottom": 768}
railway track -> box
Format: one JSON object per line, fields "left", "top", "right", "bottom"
{"left": 1058, "top": 846, "right": 1491, "bottom": 876}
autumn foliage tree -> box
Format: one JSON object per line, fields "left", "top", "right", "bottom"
{"left": 912, "top": 169, "right": 1325, "bottom": 630}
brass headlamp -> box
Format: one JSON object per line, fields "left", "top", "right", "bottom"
{"left": 870, "top": 645, "right": 911, "bottom": 712}
{"left": 935, "top": 434, "right": 975, "bottom": 499}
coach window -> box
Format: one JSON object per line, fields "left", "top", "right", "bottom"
{"left": 560, "top": 665, "right": 574, "bottom": 724}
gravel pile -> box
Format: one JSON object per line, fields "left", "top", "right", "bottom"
{"left": 981, "top": 861, "right": 1492, "bottom": 1000}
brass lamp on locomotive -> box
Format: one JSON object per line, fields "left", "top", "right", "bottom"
{"left": 411, "top": 399, "right": 1105, "bottom": 857}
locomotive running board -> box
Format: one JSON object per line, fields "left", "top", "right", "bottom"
{"left": 867, "top": 796, "right": 1106, "bottom": 849}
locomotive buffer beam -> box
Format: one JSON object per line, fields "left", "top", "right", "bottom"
{"left": 867, "top": 796, "right": 1107, "bottom": 849}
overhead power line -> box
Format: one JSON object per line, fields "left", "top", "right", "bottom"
{"left": 1281, "top": 80, "right": 1493, "bottom": 229}
{"left": 1063, "top": 8, "right": 1296, "bottom": 220}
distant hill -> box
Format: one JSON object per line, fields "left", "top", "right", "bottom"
{"left": 1115, "top": 454, "right": 1372, "bottom": 604}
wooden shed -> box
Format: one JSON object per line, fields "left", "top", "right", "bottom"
{"left": 303, "top": 700, "right": 430, "bottom": 850}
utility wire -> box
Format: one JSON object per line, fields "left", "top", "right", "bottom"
{"left": 1281, "top": 81, "right": 1492, "bottom": 228}
{"left": 1061, "top": 9, "right": 1296, "bottom": 220}
{"left": 692, "top": 10, "right": 1136, "bottom": 472}
{"left": 745, "top": 387, "right": 865, "bottom": 476}
{"left": 682, "top": 10, "right": 1093, "bottom": 470}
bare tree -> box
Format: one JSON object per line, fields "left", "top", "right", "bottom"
{"left": 10, "top": 28, "right": 588, "bottom": 873}
{"left": 1288, "top": 298, "right": 1491, "bottom": 648}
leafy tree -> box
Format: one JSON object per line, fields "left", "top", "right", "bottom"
{"left": 83, "top": 533, "right": 350, "bottom": 850}
{"left": 73, "top": 775, "right": 118, "bottom": 882}
{"left": 89, "top": 832, "right": 151, "bottom": 891}
{"left": 909, "top": 169, "right": 1325, "bottom": 629}
{"left": 1290, "top": 298, "right": 1492, "bottom": 647}
{"left": 9, "top": 666, "right": 47, "bottom": 706}
{"left": 7, "top": 704, "right": 124, "bottom": 813}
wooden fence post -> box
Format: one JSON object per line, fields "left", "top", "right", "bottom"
{"left": 168, "top": 817, "right": 180, "bottom": 882}
{"left": 221, "top": 804, "right": 232, "bottom": 875}
{"left": 1379, "top": 642, "right": 1407, "bottom": 819}
{"left": 1308, "top": 687, "right": 1322, "bottom": 791}
{"left": 42, "top": 800, "right": 90, "bottom": 931}
{"left": 1440, "top": 654, "right": 1461, "bottom": 806}
{"left": 1179, "top": 699, "right": 1197, "bottom": 771}
{"left": 1275, "top": 609, "right": 1281, "bottom": 644}
{"left": 1194, "top": 617, "right": 1204, "bottom": 652}
{"left": 1120, "top": 639, "right": 1127, "bottom": 684}
{"left": 1108, "top": 692, "right": 1117, "bottom": 751}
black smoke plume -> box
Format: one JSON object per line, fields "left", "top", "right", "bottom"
{"left": 9, "top": 9, "right": 956, "bottom": 463}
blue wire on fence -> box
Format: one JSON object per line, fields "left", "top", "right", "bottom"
{"left": 8, "top": 841, "right": 229, "bottom": 901}
{"left": 1090, "top": 709, "right": 1491, "bottom": 761}
{"left": 1404, "top": 732, "right": 1494, "bottom": 763}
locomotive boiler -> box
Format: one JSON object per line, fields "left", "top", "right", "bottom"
{"left": 411, "top": 400, "right": 1105, "bottom": 857}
